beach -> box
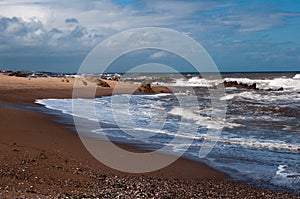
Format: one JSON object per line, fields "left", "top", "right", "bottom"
{"left": 0, "top": 74, "right": 298, "bottom": 198}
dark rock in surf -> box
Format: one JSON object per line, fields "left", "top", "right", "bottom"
{"left": 136, "top": 81, "right": 155, "bottom": 94}
{"left": 223, "top": 81, "right": 258, "bottom": 90}
{"left": 266, "top": 87, "right": 284, "bottom": 91}
{"left": 135, "top": 82, "right": 172, "bottom": 94}
{"left": 96, "top": 79, "right": 110, "bottom": 87}
{"left": 223, "top": 81, "right": 284, "bottom": 91}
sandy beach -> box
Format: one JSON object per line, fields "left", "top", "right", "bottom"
{"left": 0, "top": 74, "right": 298, "bottom": 198}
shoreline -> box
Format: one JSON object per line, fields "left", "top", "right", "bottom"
{"left": 0, "top": 74, "right": 298, "bottom": 197}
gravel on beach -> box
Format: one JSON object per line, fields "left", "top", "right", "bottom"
{"left": 0, "top": 144, "right": 298, "bottom": 199}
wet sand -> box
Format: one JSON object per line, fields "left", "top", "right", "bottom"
{"left": 0, "top": 74, "right": 298, "bottom": 198}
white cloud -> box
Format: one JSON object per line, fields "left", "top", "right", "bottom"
{"left": 0, "top": 0, "right": 191, "bottom": 55}
{"left": 0, "top": 0, "right": 299, "bottom": 71}
{"left": 149, "top": 51, "right": 168, "bottom": 59}
{"left": 0, "top": 4, "right": 50, "bottom": 23}
{"left": 214, "top": 8, "right": 300, "bottom": 33}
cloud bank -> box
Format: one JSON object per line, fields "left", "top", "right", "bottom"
{"left": 0, "top": 0, "right": 299, "bottom": 72}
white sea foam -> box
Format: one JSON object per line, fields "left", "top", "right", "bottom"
{"left": 271, "top": 164, "right": 300, "bottom": 192}
{"left": 164, "top": 76, "right": 300, "bottom": 91}
{"left": 35, "top": 97, "right": 300, "bottom": 152}
{"left": 167, "top": 134, "right": 300, "bottom": 153}
{"left": 276, "top": 165, "right": 289, "bottom": 176}
{"left": 37, "top": 94, "right": 300, "bottom": 154}
{"left": 163, "top": 77, "right": 221, "bottom": 87}
{"left": 293, "top": 74, "right": 300, "bottom": 80}
{"left": 169, "top": 107, "right": 242, "bottom": 130}
{"left": 221, "top": 91, "right": 300, "bottom": 103}
{"left": 276, "top": 165, "right": 300, "bottom": 178}
{"left": 91, "top": 123, "right": 300, "bottom": 153}
{"left": 223, "top": 77, "right": 300, "bottom": 91}
{"left": 219, "top": 138, "right": 300, "bottom": 152}
{"left": 36, "top": 98, "right": 72, "bottom": 114}
{"left": 221, "top": 91, "right": 255, "bottom": 101}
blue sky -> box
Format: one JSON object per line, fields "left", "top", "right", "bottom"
{"left": 0, "top": 0, "right": 299, "bottom": 72}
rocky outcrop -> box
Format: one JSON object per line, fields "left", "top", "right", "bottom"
{"left": 136, "top": 82, "right": 154, "bottom": 94}
{"left": 96, "top": 79, "right": 110, "bottom": 87}
{"left": 8, "top": 71, "right": 32, "bottom": 77}
{"left": 223, "top": 81, "right": 258, "bottom": 90}
{"left": 136, "top": 82, "right": 172, "bottom": 94}
{"left": 223, "top": 81, "right": 283, "bottom": 91}
{"left": 267, "top": 87, "right": 283, "bottom": 91}
{"left": 151, "top": 85, "right": 173, "bottom": 94}
{"left": 81, "top": 77, "right": 111, "bottom": 87}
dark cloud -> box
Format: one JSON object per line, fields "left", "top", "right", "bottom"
{"left": 65, "top": 18, "right": 79, "bottom": 23}
{"left": 0, "top": 0, "right": 299, "bottom": 72}
{"left": 1, "top": 17, "right": 42, "bottom": 33}
{"left": 0, "top": 16, "right": 97, "bottom": 49}
{"left": 49, "top": 28, "right": 62, "bottom": 34}
{"left": 70, "top": 25, "right": 86, "bottom": 38}
{"left": 0, "top": 16, "right": 102, "bottom": 71}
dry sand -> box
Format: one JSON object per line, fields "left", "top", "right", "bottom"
{"left": 0, "top": 74, "right": 169, "bottom": 104}
{"left": 0, "top": 74, "right": 298, "bottom": 198}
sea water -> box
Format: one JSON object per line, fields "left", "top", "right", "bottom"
{"left": 36, "top": 72, "right": 300, "bottom": 194}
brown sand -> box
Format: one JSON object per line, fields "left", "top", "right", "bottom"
{"left": 0, "top": 74, "right": 298, "bottom": 198}
{"left": 0, "top": 74, "right": 170, "bottom": 104}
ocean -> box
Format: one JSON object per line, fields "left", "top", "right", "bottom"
{"left": 36, "top": 72, "right": 300, "bottom": 194}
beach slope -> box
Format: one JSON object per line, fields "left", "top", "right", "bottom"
{"left": 0, "top": 74, "right": 297, "bottom": 198}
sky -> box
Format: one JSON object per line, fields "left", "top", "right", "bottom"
{"left": 0, "top": 0, "right": 300, "bottom": 73}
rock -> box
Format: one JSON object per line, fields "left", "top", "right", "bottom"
{"left": 96, "top": 79, "right": 110, "bottom": 87}
{"left": 111, "top": 76, "right": 120, "bottom": 81}
{"left": 266, "top": 87, "right": 284, "bottom": 91}
{"left": 152, "top": 85, "right": 172, "bottom": 94}
{"left": 135, "top": 81, "right": 172, "bottom": 94}
{"left": 81, "top": 80, "right": 88, "bottom": 86}
{"left": 136, "top": 81, "right": 155, "bottom": 94}
{"left": 8, "top": 70, "right": 32, "bottom": 77}
{"left": 223, "top": 81, "right": 258, "bottom": 90}
{"left": 223, "top": 81, "right": 284, "bottom": 91}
